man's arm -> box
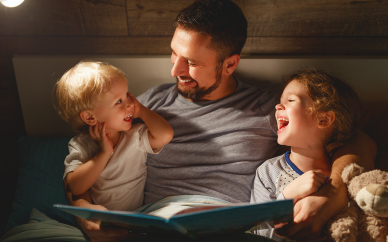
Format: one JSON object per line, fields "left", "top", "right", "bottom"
{"left": 64, "top": 180, "right": 134, "bottom": 242}
{"left": 275, "top": 129, "right": 376, "bottom": 241}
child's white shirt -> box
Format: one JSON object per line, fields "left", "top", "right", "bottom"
{"left": 63, "top": 124, "right": 161, "bottom": 211}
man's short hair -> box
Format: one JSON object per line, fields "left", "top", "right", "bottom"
{"left": 175, "top": 0, "right": 247, "bottom": 63}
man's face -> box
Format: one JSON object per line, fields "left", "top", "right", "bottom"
{"left": 170, "top": 26, "right": 223, "bottom": 101}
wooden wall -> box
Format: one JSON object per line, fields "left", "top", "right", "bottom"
{"left": 1, "top": 0, "right": 388, "bottom": 234}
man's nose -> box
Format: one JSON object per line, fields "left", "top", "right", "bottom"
{"left": 171, "top": 56, "right": 189, "bottom": 77}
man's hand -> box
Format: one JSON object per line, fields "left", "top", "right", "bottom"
{"left": 275, "top": 195, "right": 328, "bottom": 241}
{"left": 75, "top": 203, "right": 137, "bottom": 242}
{"left": 275, "top": 180, "right": 348, "bottom": 241}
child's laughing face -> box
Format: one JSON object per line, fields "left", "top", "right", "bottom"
{"left": 92, "top": 78, "right": 134, "bottom": 134}
{"left": 275, "top": 80, "right": 321, "bottom": 149}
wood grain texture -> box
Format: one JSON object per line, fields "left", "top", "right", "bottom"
{"left": 125, "top": 0, "right": 195, "bottom": 36}
{"left": 238, "top": 0, "right": 388, "bottom": 37}
{"left": 0, "top": 0, "right": 128, "bottom": 36}
{"left": 2, "top": 36, "right": 388, "bottom": 56}
{"left": 2, "top": 0, "right": 387, "bottom": 37}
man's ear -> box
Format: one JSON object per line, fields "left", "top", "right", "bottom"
{"left": 80, "top": 110, "right": 97, "bottom": 126}
{"left": 318, "top": 111, "right": 335, "bottom": 128}
{"left": 223, "top": 54, "right": 240, "bottom": 76}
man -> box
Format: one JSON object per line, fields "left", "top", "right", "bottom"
{"left": 66, "top": 0, "right": 376, "bottom": 241}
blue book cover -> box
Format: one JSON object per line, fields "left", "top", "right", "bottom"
{"left": 54, "top": 198, "right": 293, "bottom": 239}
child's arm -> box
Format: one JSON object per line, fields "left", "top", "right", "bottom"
{"left": 282, "top": 171, "right": 327, "bottom": 204}
{"left": 66, "top": 122, "right": 113, "bottom": 196}
{"left": 275, "top": 130, "right": 376, "bottom": 241}
{"left": 129, "top": 93, "right": 173, "bottom": 149}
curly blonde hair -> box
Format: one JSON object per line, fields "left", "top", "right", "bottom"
{"left": 282, "top": 67, "right": 361, "bottom": 158}
{"left": 54, "top": 60, "right": 126, "bottom": 134}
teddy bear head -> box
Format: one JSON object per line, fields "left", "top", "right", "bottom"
{"left": 342, "top": 163, "right": 388, "bottom": 217}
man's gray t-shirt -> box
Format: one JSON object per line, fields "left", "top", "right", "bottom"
{"left": 137, "top": 79, "right": 279, "bottom": 204}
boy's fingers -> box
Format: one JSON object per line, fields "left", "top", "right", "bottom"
{"left": 97, "top": 122, "right": 102, "bottom": 134}
{"left": 312, "top": 171, "right": 327, "bottom": 183}
{"left": 89, "top": 125, "right": 94, "bottom": 137}
{"left": 101, "top": 123, "right": 106, "bottom": 135}
{"left": 89, "top": 125, "right": 99, "bottom": 139}
{"left": 127, "top": 92, "right": 135, "bottom": 99}
{"left": 316, "top": 175, "right": 326, "bottom": 185}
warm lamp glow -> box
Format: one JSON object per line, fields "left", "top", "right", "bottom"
{"left": 0, "top": 0, "right": 24, "bottom": 7}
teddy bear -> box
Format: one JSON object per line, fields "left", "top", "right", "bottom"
{"left": 326, "top": 163, "right": 388, "bottom": 242}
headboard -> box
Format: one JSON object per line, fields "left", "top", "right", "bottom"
{"left": 13, "top": 56, "right": 388, "bottom": 137}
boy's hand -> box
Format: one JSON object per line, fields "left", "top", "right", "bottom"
{"left": 127, "top": 92, "right": 143, "bottom": 119}
{"left": 282, "top": 171, "right": 327, "bottom": 203}
{"left": 89, "top": 122, "right": 113, "bottom": 154}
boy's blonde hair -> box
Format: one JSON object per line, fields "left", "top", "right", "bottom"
{"left": 54, "top": 60, "right": 126, "bottom": 134}
{"left": 282, "top": 67, "right": 361, "bottom": 158}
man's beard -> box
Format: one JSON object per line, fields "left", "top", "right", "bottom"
{"left": 176, "top": 65, "right": 223, "bottom": 101}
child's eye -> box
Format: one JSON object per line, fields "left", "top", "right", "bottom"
{"left": 288, "top": 100, "right": 294, "bottom": 102}
{"left": 116, "top": 99, "right": 122, "bottom": 104}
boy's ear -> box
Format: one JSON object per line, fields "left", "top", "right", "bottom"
{"left": 80, "top": 110, "right": 97, "bottom": 126}
{"left": 223, "top": 54, "right": 240, "bottom": 76}
{"left": 318, "top": 111, "right": 335, "bottom": 128}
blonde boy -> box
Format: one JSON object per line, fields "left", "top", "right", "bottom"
{"left": 55, "top": 60, "right": 173, "bottom": 211}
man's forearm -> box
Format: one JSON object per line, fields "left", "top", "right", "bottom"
{"left": 319, "top": 129, "right": 377, "bottom": 221}
{"left": 331, "top": 129, "right": 376, "bottom": 177}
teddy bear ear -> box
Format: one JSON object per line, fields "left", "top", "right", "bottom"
{"left": 341, "top": 163, "right": 364, "bottom": 184}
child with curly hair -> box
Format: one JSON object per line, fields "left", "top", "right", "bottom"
{"left": 251, "top": 68, "right": 361, "bottom": 241}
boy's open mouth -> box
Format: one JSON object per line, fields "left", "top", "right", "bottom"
{"left": 124, "top": 115, "right": 132, "bottom": 122}
{"left": 277, "top": 117, "right": 289, "bottom": 131}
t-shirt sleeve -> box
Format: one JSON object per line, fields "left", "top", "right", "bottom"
{"left": 137, "top": 124, "right": 163, "bottom": 154}
{"left": 63, "top": 136, "right": 89, "bottom": 180}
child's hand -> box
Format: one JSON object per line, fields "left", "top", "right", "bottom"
{"left": 127, "top": 92, "right": 144, "bottom": 119}
{"left": 89, "top": 121, "right": 113, "bottom": 155}
{"left": 282, "top": 171, "right": 327, "bottom": 203}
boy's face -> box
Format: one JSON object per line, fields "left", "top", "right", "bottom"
{"left": 275, "top": 80, "right": 322, "bottom": 149}
{"left": 170, "top": 26, "right": 224, "bottom": 101}
{"left": 92, "top": 78, "right": 134, "bottom": 134}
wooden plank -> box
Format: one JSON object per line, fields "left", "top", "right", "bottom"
{"left": 238, "top": 0, "right": 388, "bottom": 37}
{"left": 1, "top": 0, "right": 387, "bottom": 37}
{"left": 0, "top": 36, "right": 173, "bottom": 55}
{"left": 125, "top": 0, "right": 195, "bottom": 36}
{"left": 125, "top": 0, "right": 388, "bottom": 37}
{"left": 0, "top": 0, "right": 128, "bottom": 36}
{"left": 1, "top": 36, "right": 388, "bottom": 56}
{"left": 243, "top": 37, "right": 388, "bottom": 55}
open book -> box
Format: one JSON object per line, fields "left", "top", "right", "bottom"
{"left": 54, "top": 196, "right": 293, "bottom": 239}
